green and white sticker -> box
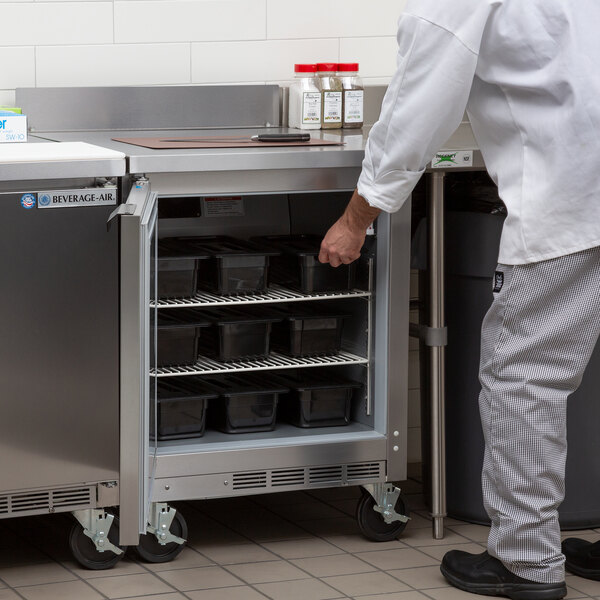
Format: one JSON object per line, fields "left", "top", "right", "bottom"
{"left": 431, "top": 150, "right": 473, "bottom": 169}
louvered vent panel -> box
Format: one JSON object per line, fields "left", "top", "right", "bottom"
{"left": 52, "top": 488, "right": 93, "bottom": 509}
{"left": 347, "top": 463, "right": 381, "bottom": 481}
{"left": 271, "top": 469, "right": 305, "bottom": 487}
{"left": 11, "top": 492, "right": 50, "bottom": 513}
{"left": 0, "top": 497, "right": 8, "bottom": 515}
{"left": 309, "top": 465, "right": 343, "bottom": 484}
{"left": 232, "top": 472, "right": 268, "bottom": 490}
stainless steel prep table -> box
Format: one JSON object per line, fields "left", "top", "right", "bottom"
{"left": 21, "top": 85, "right": 485, "bottom": 554}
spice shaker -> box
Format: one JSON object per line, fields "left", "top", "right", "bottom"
{"left": 316, "top": 63, "right": 343, "bottom": 129}
{"left": 288, "top": 64, "right": 322, "bottom": 130}
{"left": 338, "top": 63, "right": 364, "bottom": 129}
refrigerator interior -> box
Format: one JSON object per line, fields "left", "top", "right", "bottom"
{"left": 149, "top": 191, "right": 383, "bottom": 457}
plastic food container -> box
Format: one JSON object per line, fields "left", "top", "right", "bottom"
{"left": 206, "top": 374, "right": 288, "bottom": 433}
{"left": 278, "top": 371, "right": 362, "bottom": 428}
{"left": 199, "top": 308, "right": 282, "bottom": 362}
{"left": 161, "top": 236, "right": 278, "bottom": 296}
{"left": 152, "top": 378, "right": 219, "bottom": 440}
{"left": 270, "top": 306, "right": 348, "bottom": 356}
{"left": 253, "top": 234, "right": 356, "bottom": 293}
{"left": 155, "top": 240, "right": 209, "bottom": 299}
{"left": 153, "top": 310, "right": 211, "bottom": 368}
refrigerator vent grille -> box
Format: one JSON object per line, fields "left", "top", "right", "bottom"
{"left": 271, "top": 469, "right": 305, "bottom": 487}
{"left": 309, "top": 466, "right": 344, "bottom": 484}
{"left": 347, "top": 463, "right": 381, "bottom": 480}
{"left": 228, "top": 462, "right": 384, "bottom": 495}
{"left": 232, "top": 472, "right": 267, "bottom": 490}
{"left": 0, "top": 486, "right": 94, "bottom": 518}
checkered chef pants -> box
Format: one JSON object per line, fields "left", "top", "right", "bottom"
{"left": 479, "top": 245, "right": 600, "bottom": 583}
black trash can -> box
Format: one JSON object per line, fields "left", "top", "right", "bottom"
{"left": 419, "top": 210, "right": 600, "bottom": 529}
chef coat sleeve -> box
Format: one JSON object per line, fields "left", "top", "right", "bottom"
{"left": 357, "top": 14, "right": 480, "bottom": 213}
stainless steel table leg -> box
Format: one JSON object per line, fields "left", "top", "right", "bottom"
{"left": 429, "top": 172, "right": 447, "bottom": 539}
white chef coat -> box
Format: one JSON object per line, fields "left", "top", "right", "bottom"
{"left": 357, "top": 0, "right": 600, "bottom": 265}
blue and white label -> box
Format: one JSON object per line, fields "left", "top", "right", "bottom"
{"left": 38, "top": 193, "right": 52, "bottom": 207}
{"left": 37, "top": 187, "right": 117, "bottom": 209}
{"left": 20, "top": 194, "right": 36, "bottom": 209}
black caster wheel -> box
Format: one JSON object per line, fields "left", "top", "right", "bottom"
{"left": 134, "top": 510, "right": 187, "bottom": 563}
{"left": 356, "top": 492, "right": 410, "bottom": 542}
{"left": 69, "top": 516, "right": 126, "bottom": 570}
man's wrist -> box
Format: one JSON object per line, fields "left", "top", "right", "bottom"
{"left": 342, "top": 190, "right": 381, "bottom": 231}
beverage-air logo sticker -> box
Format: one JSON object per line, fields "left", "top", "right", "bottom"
{"left": 36, "top": 187, "right": 118, "bottom": 209}
{"left": 431, "top": 150, "right": 474, "bottom": 169}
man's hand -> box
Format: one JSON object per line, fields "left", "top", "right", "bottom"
{"left": 319, "top": 216, "right": 366, "bottom": 267}
{"left": 319, "top": 189, "right": 381, "bottom": 267}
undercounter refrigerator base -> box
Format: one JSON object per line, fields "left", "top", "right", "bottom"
{"left": 0, "top": 143, "right": 124, "bottom": 524}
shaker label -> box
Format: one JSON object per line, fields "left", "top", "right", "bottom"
{"left": 302, "top": 92, "right": 322, "bottom": 124}
{"left": 344, "top": 90, "right": 364, "bottom": 123}
{"left": 323, "top": 91, "right": 342, "bottom": 123}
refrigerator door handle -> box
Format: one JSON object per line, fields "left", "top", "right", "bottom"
{"left": 107, "top": 203, "right": 136, "bottom": 231}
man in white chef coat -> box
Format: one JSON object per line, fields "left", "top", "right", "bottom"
{"left": 320, "top": 1, "right": 600, "bottom": 599}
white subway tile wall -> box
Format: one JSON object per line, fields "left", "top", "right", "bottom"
{"left": 3, "top": 0, "right": 407, "bottom": 94}
{"left": 1, "top": 0, "right": 422, "bottom": 463}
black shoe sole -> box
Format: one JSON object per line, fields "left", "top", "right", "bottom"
{"left": 565, "top": 560, "right": 600, "bottom": 581}
{"left": 440, "top": 563, "right": 567, "bottom": 600}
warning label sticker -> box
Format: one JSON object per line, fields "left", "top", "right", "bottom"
{"left": 202, "top": 196, "right": 245, "bottom": 217}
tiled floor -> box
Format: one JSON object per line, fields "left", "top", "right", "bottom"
{"left": 1, "top": 471, "right": 600, "bottom": 600}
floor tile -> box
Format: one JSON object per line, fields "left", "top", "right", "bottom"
{"left": 403, "top": 513, "right": 431, "bottom": 530}
{"left": 332, "top": 499, "right": 359, "bottom": 517}
{"left": 262, "top": 538, "right": 345, "bottom": 559}
{"left": 417, "top": 542, "right": 485, "bottom": 561}
{"left": 121, "top": 595, "right": 186, "bottom": 600}
{"left": 401, "top": 528, "right": 473, "bottom": 547}
{"left": 322, "top": 571, "right": 411, "bottom": 596}
{"left": 322, "top": 535, "right": 406, "bottom": 554}
{"left": 186, "top": 587, "right": 269, "bottom": 600}
{"left": 197, "top": 543, "right": 278, "bottom": 565}
{"left": 354, "top": 593, "right": 430, "bottom": 600}
{"left": 144, "top": 547, "right": 214, "bottom": 571}
{"left": 18, "top": 580, "right": 104, "bottom": 600}
{"left": 355, "top": 548, "right": 438, "bottom": 571}
{"left": 447, "top": 523, "right": 491, "bottom": 543}
{"left": 87, "top": 572, "right": 175, "bottom": 598}
{"left": 291, "top": 554, "right": 376, "bottom": 577}
{"left": 61, "top": 558, "right": 148, "bottom": 578}
{"left": 426, "top": 587, "right": 495, "bottom": 600}
{"left": 226, "top": 559, "right": 309, "bottom": 583}
{"left": 567, "top": 574, "right": 600, "bottom": 596}
{"left": 270, "top": 502, "right": 346, "bottom": 521}
{"left": 388, "top": 565, "right": 449, "bottom": 589}
{"left": 158, "top": 565, "right": 242, "bottom": 591}
{"left": 255, "top": 577, "right": 343, "bottom": 600}
{"left": 0, "top": 561, "right": 76, "bottom": 587}
{"left": 186, "top": 526, "right": 248, "bottom": 547}
{"left": 228, "top": 514, "right": 312, "bottom": 543}
{"left": 298, "top": 517, "right": 361, "bottom": 537}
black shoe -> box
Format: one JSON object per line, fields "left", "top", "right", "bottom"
{"left": 440, "top": 550, "right": 567, "bottom": 600}
{"left": 562, "top": 537, "right": 600, "bottom": 580}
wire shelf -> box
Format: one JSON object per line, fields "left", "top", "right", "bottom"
{"left": 152, "top": 286, "right": 370, "bottom": 309}
{"left": 153, "top": 351, "right": 368, "bottom": 378}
